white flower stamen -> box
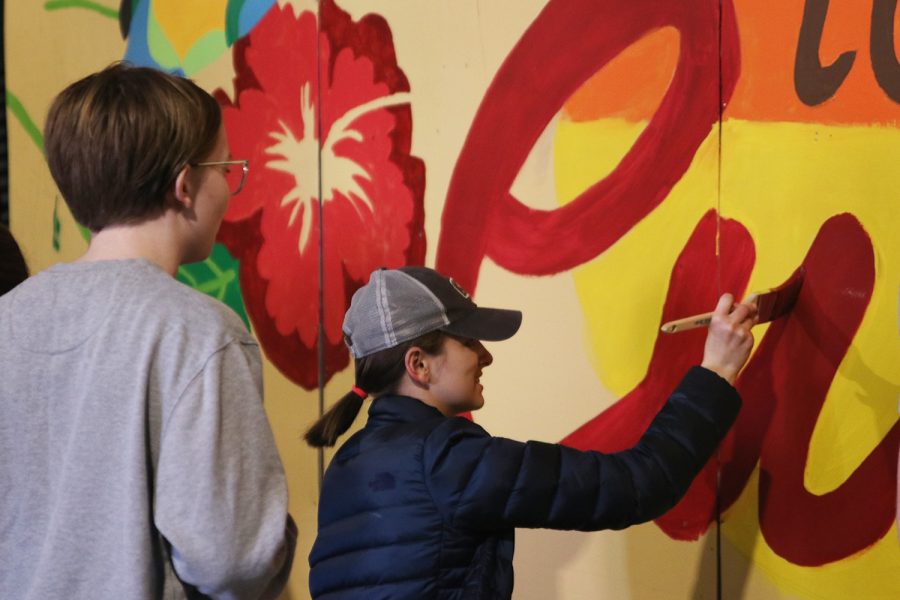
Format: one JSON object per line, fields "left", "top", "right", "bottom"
{"left": 264, "top": 81, "right": 411, "bottom": 253}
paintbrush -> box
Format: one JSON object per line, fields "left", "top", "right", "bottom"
{"left": 660, "top": 266, "right": 805, "bottom": 334}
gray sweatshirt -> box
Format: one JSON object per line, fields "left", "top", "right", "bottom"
{"left": 0, "top": 259, "right": 296, "bottom": 599}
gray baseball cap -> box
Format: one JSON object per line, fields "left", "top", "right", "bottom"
{"left": 343, "top": 266, "right": 522, "bottom": 358}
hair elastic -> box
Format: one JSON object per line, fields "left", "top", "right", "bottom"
{"left": 351, "top": 386, "right": 368, "bottom": 399}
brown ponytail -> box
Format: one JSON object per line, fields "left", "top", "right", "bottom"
{"left": 304, "top": 330, "right": 445, "bottom": 447}
{"left": 303, "top": 389, "right": 366, "bottom": 447}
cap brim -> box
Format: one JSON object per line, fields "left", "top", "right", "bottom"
{"left": 441, "top": 307, "right": 522, "bottom": 341}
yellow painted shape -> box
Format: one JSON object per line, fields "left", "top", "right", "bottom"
{"left": 554, "top": 117, "right": 900, "bottom": 595}
{"left": 152, "top": 0, "right": 226, "bottom": 60}
{"left": 720, "top": 121, "right": 900, "bottom": 493}
{"left": 553, "top": 117, "right": 719, "bottom": 395}
{"left": 724, "top": 469, "right": 900, "bottom": 599}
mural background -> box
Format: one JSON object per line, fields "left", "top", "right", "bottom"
{"left": 6, "top": 0, "right": 899, "bottom": 597}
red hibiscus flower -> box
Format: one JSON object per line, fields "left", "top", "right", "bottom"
{"left": 216, "top": 1, "right": 426, "bottom": 389}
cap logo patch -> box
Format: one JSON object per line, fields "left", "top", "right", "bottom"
{"left": 448, "top": 277, "right": 471, "bottom": 299}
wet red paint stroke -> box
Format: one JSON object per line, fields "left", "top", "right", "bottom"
{"left": 748, "top": 214, "right": 900, "bottom": 566}
{"left": 663, "top": 213, "right": 900, "bottom": 564}
{"left": 561, "top": 210, "right": 755, "bottom": 539}
{"left": 435, "top": 0, "right": 740, "bottom": 293}
{"left": 564, "top": 212, "right": 900, "bottom": 565}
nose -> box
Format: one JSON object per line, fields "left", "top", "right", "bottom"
{"left": 473, "top": 340, "right": 493, "bottom": 367}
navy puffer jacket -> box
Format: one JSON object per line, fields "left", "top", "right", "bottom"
{"left": 309, "top": 366, "right": 740, "bottom": 599}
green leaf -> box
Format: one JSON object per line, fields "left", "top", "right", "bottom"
{"left": 177, "top": 243, "right": 250, "bottom": 329}
{"left": 53, "top": 197, "right": 61, "bottom": 252}
{"left": 6, "top": 91, "right": 44, "bottom": 153}
{"left": 182, "top": 30, "right": 227, "bottom": 76}
{"left": 44, "top": 0, "right": 119, "bottom": 19}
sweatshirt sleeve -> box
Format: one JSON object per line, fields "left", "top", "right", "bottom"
{"left": 425, "top": 366, "right": 741, "bottom": 532}
{"left": 154, "top": 339, "right": 297, "bottom": 599}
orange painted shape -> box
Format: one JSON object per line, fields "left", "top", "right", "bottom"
{"left": 562, "top": 1, "right": 900, "bottom": 125}
{"left": 728, "top": 0, "right": 899, "bottom": 124}
{"left": 562, "top": 27, "right": 679, "bottom": 123}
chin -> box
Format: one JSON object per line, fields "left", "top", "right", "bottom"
{"left": 183, "top": 243, "right": 214, "bottom": 265}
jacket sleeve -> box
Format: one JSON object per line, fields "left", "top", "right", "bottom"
{"left": 424, "top": 366, "right": 741, "bottom": 532}
{"left": 154, "top": 339, "right": 297, "bottom": 599}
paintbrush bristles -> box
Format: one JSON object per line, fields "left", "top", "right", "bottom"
{"left": 659, "top": 266, "right": 805, "bottom": 334}
{"left": 755, "top": 266, "right": 805, "bottom": 322}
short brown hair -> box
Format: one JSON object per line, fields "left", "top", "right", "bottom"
{"left": 44, "top": 62, "right": 221, "bottom": 231}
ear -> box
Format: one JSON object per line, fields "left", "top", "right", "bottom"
{"left": 403, "top": 346, "right": 430, "bottom": 387}
{"left": 171, "top": 165, "right": 195, "bottom": 210}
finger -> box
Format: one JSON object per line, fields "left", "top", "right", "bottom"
{"left": 728, "top": 301, "right": 758, "bottom": 326}
{"left": 742, "top": 301, "right": 759, "bottom": 318}
{"left": 739, "top": 331, "right": 755, "bottom": 354}
{"left": 714, "top": 293, "right": 735, "bottom": 316}
{"left": 743, "top": 310, "right": 759, "bottom": 328}
{"left": 728, "top": 302, "right": 751, "bottom": 322}
{"left": 740, "top": 302, "right": 759, "bottom": 325}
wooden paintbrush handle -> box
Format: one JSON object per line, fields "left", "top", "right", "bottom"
{"left": 659, "top": 312, "right": 713, "bottom": 333}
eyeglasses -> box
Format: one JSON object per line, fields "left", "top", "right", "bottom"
{"left": 192, "top": 160, "right": 249, "bottom": 196}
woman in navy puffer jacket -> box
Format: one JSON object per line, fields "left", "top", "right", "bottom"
{"left": 306, "top": 266, "right": 757, "bottom": 599}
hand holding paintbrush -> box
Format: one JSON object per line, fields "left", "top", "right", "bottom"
{"left": 698, "top": 293, "right": 759, "bottom": 384}
{"left": 660, "top": 266, "right": 805, "bottom": 334}
{"left": 661, "top": 266, "right": 804, "bottom": 384}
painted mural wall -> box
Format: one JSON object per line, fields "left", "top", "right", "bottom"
{"left": 6, "top": 1, "right": 899, "bottom": 598}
